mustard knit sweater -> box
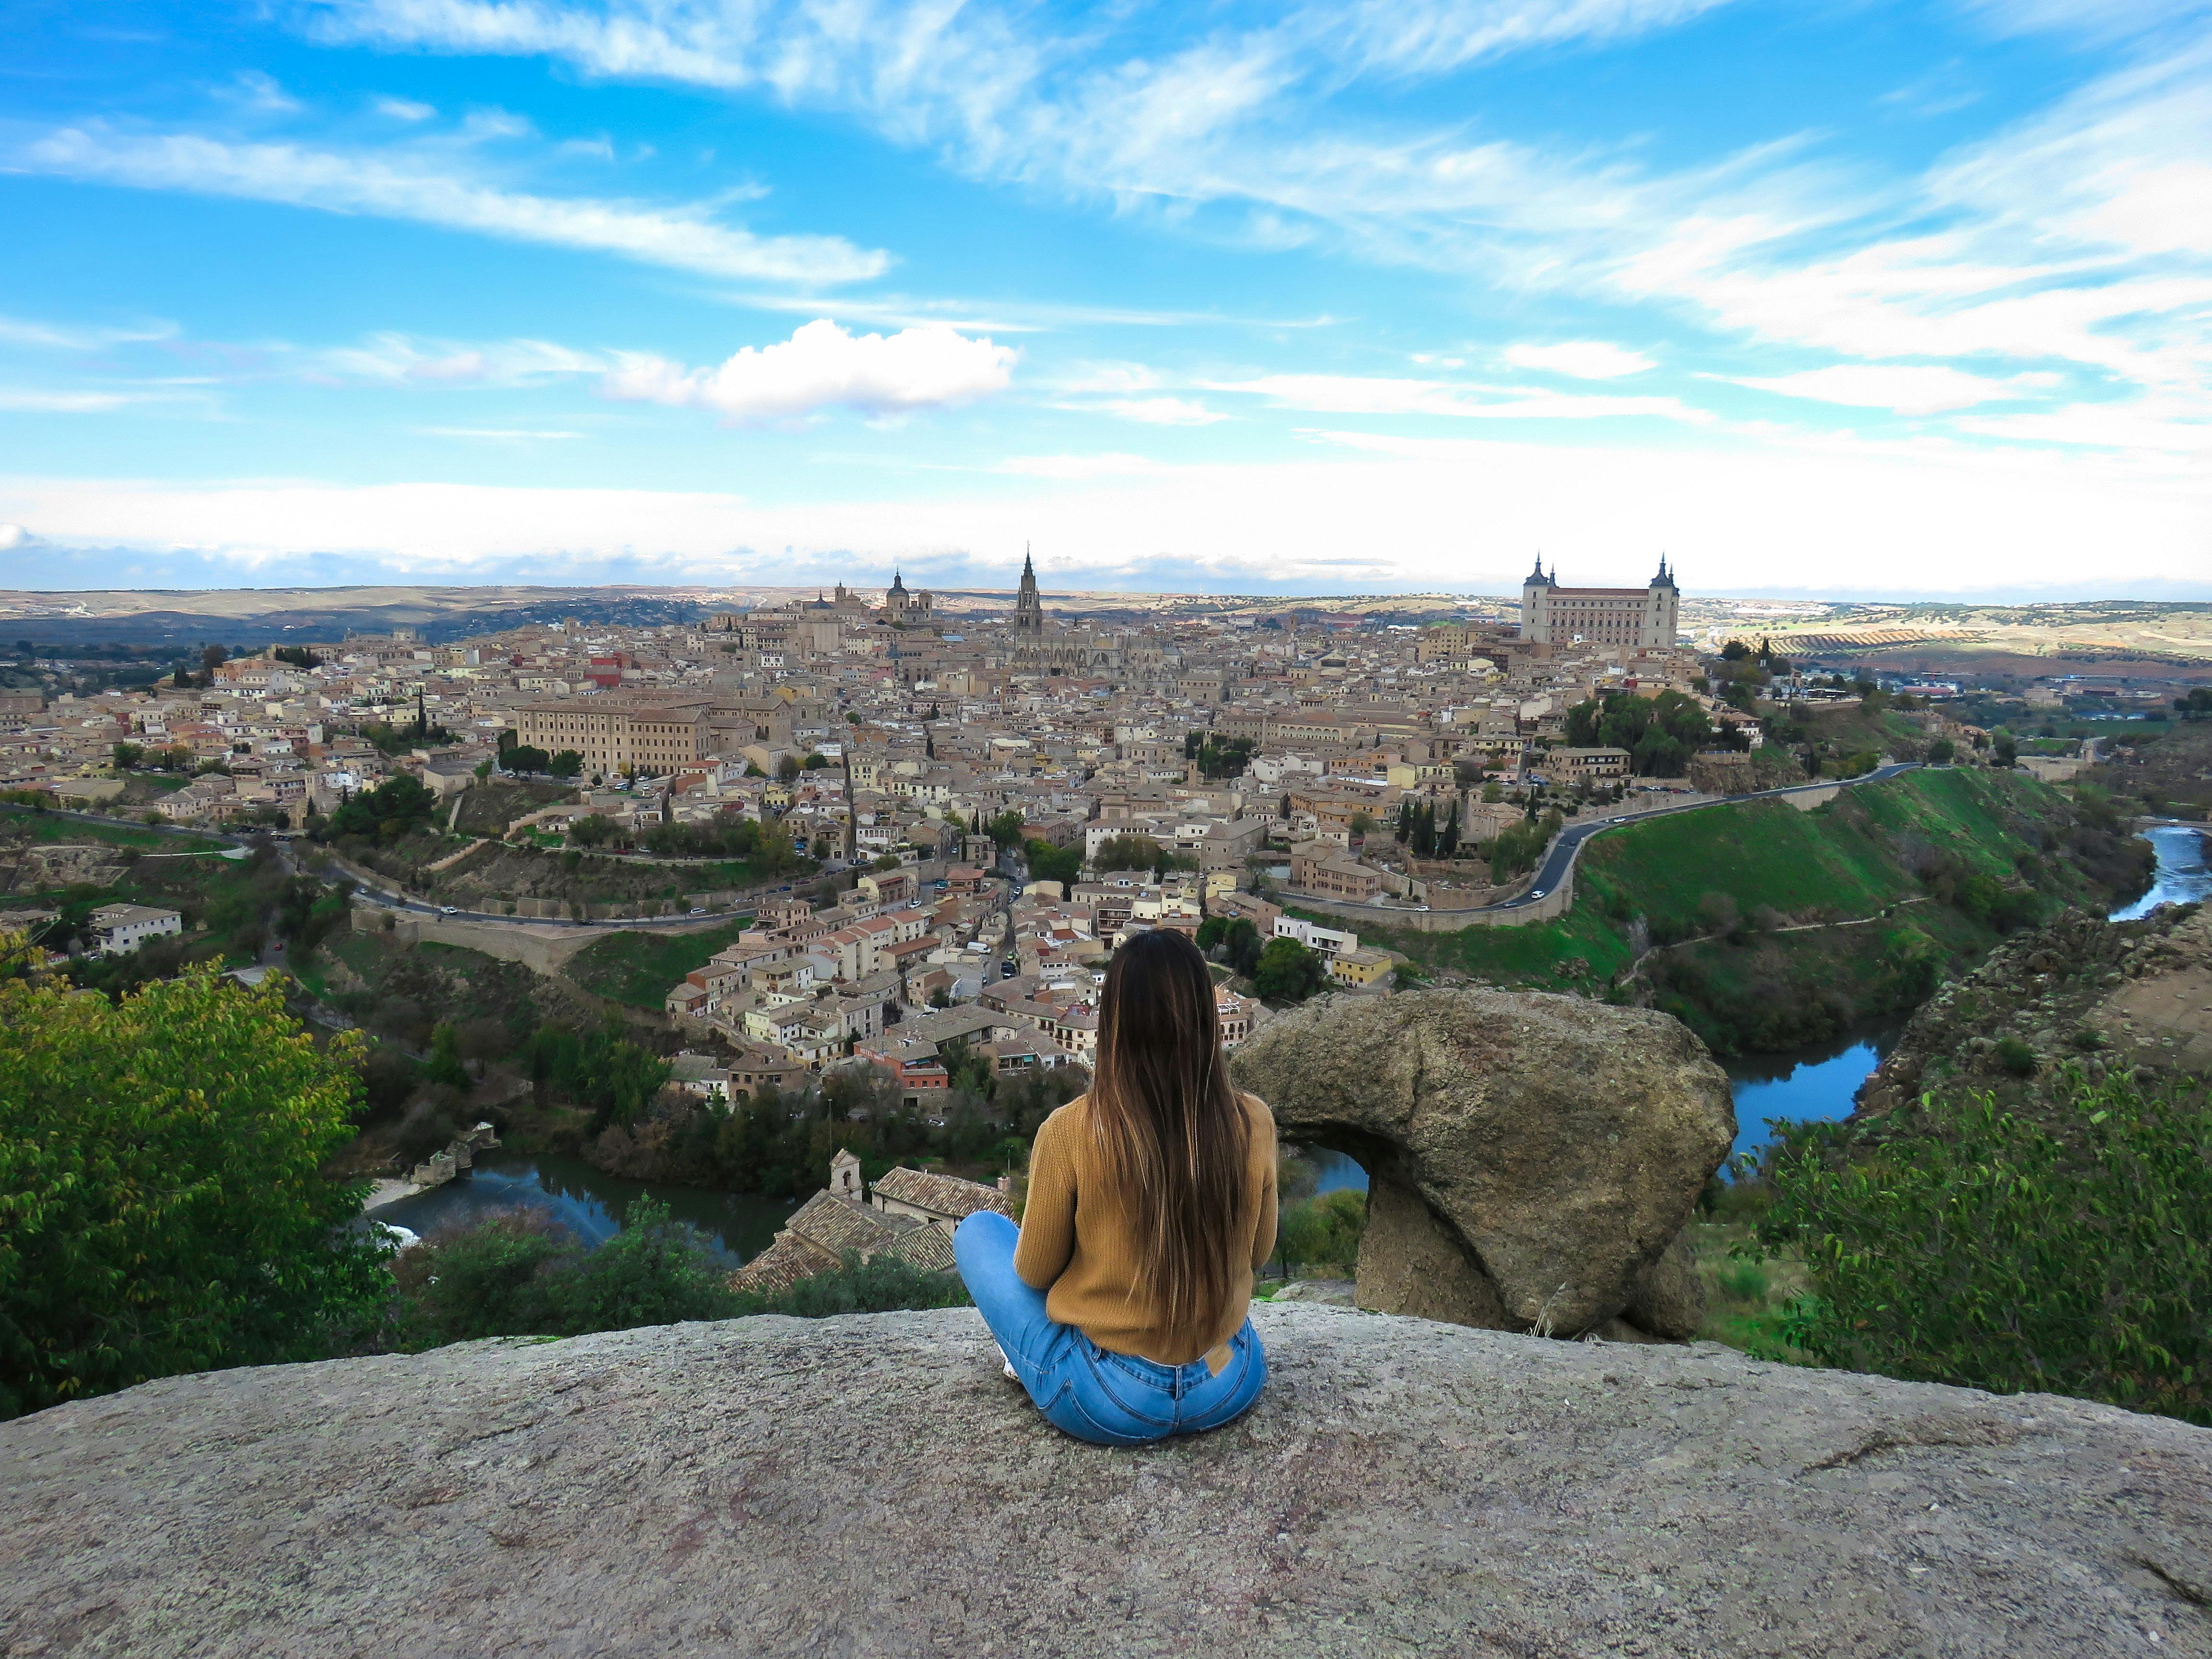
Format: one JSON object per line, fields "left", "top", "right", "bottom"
{"left": 1013, "top": 1092, "right": 1278, "bottom": 1367}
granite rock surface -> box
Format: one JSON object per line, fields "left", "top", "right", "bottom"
{"left": 1234, "top": 989, "right": 1733, "bottom": 1335}
{"left": 4, "top": 1306, "right": 2207, "bottom": 1659}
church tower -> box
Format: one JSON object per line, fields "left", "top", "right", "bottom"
{"left": 1646, "top": 555, "right": 1680, "bottom": 650}
{"left": 1518, "top": 554, "right": 1555, "bottom": 644}
{"left": 1013, "top": 547, "right": 1044, "bottom": 636}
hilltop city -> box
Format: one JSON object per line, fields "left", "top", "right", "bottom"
{"left": 3, "top": 552, "right": 2105, "bottom": 1123}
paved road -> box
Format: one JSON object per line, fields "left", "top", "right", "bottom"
{"left": 0, "top": 802, "right": 245, "bottom": 850}
{"left": 1457, "top": 762, "right": 1923, "bottom": 914}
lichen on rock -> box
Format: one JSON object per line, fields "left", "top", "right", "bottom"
{"left": 3, "top": 1307, "right": 2207, "bottom": 1658}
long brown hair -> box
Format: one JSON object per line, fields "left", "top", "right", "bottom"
{"left": 1089, "top": 928, "right": 1252, "bottom": 1336}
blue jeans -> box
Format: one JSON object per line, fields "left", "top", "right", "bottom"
{"left": 953, "top": 1211, "right": 1267, "bottom": 1447}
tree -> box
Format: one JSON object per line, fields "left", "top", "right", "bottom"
{"left": 1753, "top": 1074, "right": 2211, "bottom": 1425}
{"left": 550, "top": 750, "right": 584, "bottom": 779}
{"left": 2176, "top": 689, "right": 2212, "bottom": 721}
{"left": 802, "top": 751, "right": 829, "bottom": 770}
{"left": 324, "top": 773, "right": 437, "bottom": 842}
{"left": 0, "top": 968, "right": 385, "bottom": 1418}
{"left": 1024, "top": 837, "right": 1082, "bottom": 887}
{"left": 1928, "top": 737, "right": 1956, "bottom": 764}
{"left": 776, "top": 754, "right": 803, "bottom": 783}
{"left": 505, "top": 745, "right": 551, "bottom": 774}
{"left": 200, "top": 644, "right": 227, "bottom": 677}
{"left": 1221, "top": 917, "right": 1263, "bottom": 978}
{"left": 986, "top": 809, "right": 1026, "bottom": 848}
{"left": 425, "top": 1022, "right": 471, "bottom": 1092}
{"left": 1254, "top": 937, "right": 1328, "bottom": 1004}
{"left": 111, "top": 741, "right": 143, "bottom": 771}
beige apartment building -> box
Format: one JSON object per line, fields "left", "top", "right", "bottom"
{"left": 516, "top": 695, "right": 713, "bottom": 777}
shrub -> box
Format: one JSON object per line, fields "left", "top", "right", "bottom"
{"left": 1274, "top": 1188, "right": 1368, "bottom": 1273}
{"left": 734, "top": 1252, "right": 974, "bottom": 1317}
{"left": 0, "top": 969, "right": 384, "bottom": 1418}
{"left": 1752, "top": 1075, "right": 2212, "bottom": 1424}
{"left": 1995, "top": 1036, "right": 2038, "bottom": 1076}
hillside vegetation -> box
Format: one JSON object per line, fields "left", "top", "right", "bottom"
{"left": 1362, "top": 769, "right": 2149, "bottom": 1054}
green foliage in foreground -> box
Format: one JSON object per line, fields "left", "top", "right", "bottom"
{"left": 1274, "top": 1188, "right": 1368, "bottom": 1275}
{"left": 390, "top": 1203, "right": 969, "bottom": 1347}
{"left": 0, "top": 968, "right": 384, "bottom": 1419}
{"left": 1750, "top": 1073, "right": 2211, "bottom": 1425}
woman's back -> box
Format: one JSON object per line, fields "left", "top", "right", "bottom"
{"left": 953, "top": 928, "right": 1277, "bottom": 1444}
{"left": 1013, "top": 1090, "right": 1277, "bottom": 1366}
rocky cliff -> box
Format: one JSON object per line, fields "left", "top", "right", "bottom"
{"left": 7, "top": 1305, "right": 2206, "bottom": 1659}
{"left": 1861, "top": 897, "right": 2212, "bottom": 1121}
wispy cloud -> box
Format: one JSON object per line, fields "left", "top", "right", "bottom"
{"left": 1725, "top": 363, "right": 2054, "bottom": 415}
{"left": 314, "top": 332, "right": 607, "bottom": 385}
{"left": 0, "top": 387, "right": 196, "bottom": 412}
{"left": 0, "top": 314, "right": 179, "bottom": 351}
{"left": 1211, "top": 372, "right": 1709, "bottom": 422}
{"left": 413, "top": 425, "right": 586, "bottom": 439}
{"left": 1503, "top": 341, "right": 1656, "bottom": 378}
{"left": 373, "top": 95, "right": 436, "bottom": 120}
{"left": 220, "top": 70, "right": 304, "bottom": 115}
{"left": 1096, "top": 397, "right": 1225, "bottom": 426}
{"left": 599, "top": 318, "right": 1016, "bottom": 422}
{"left": 14, "top": 124, "right": 889, "bottom": 284}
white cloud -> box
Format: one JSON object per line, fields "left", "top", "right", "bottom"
{"left": 17, "top": 125, "right": 888, "bottom": 285}
{"left": 412, "top": 426, "right": 586, "bottom": 439}
{"left": 995, "top": 453, "right": 1172, "bottom": 479}
{"left": 1212, "top": 372, "right": 1708, "bottom": 422}
{"left": 1100, "top": 397, "right": 1225, "bottom": 426}
{"left": 373, "top": 96, "right": 436, "bottom": 121}
{"left": 223, "top": 71, "right": 303, "bottom": 115}
{"left": 0, "top": 388, "right": 176, "bottom": 412}
{"left": 0, "top": 314, "right": 178, "bottom": 351}
{"left": 600, "top": 319, "right": 1015, "bottom": 422}
{"left": 4, "top": 420, "right": 2201, "bottom": 593}
{"left": 1503, "top": 341, "right": 1656, "bottom": 379}
{"left": 0, "top": 525, "right": 30, "bottom": 551}
{"left": 1728, "top": 363, "right": 2047, "bottom": 415}
{"left": 314, "top": 332, "right": 607, "bottom": 385}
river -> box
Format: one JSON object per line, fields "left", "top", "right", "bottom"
{"left": 2110, "top": 823, "right": 2212, "bottom": 921}
{"left": 374, "top": 1152, "right": 792, "bottom": 1263}
{"left": 385, "top": 829, "right": 2209, "bottom": 1243}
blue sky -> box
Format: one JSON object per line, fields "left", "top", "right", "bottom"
{"left": 2, "top": 0, "right": 2207, "bottom": 598}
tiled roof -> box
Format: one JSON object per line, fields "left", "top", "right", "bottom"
{"left": 869, "top": 1166, "right": 1013, "bottom": 1221}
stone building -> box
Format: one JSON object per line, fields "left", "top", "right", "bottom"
{"left": 728, "top": 1151, "right": 1010, "bottom": 1295}
{"left": 1518, "top": 557, "right": 1680, "bottom": 649}
{"left": 514, "top": 694, "right": 712, "bottom": 778}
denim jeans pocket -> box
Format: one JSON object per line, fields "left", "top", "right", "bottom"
{"left": 1052, "top": 1387, "right": 1164, "bottom": 1448}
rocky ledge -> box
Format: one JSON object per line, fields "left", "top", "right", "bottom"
{"left": 5, "top": 1306, "right": 2209, "bottom": 1658}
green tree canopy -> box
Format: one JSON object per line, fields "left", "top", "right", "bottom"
{"left": 1253, "top": 936, "right": 1328, "bottom": 1004}
{"left": 0, "top": 968, "right": 385, "bottom": 1419}
{"left": 1561, "top": 690, "right": 1724, "bottom": 777}
{"left": 325, "top": 772, "right": 438, "bottom": 842}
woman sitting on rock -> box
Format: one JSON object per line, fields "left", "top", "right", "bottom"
{"left": 954, "top": 927, "right": 1277, "bottom": 1445}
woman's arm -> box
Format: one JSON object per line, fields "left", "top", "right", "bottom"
{"left": 1013, "top": 1111, "right": 1077, "bottom": 1290}
{"left": 1249, "top": 1102, "right": 1278, "bottom": 1271}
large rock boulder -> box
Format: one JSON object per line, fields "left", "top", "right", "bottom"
{"left": 3, "top": 1308, "right": 2207, "bottom": 1658}
{"left": 1234, "top": 988, "right": 1733, "bottom": 1337}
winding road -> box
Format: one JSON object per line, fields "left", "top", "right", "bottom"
{"left": 1493, "top": 761, "right": 1922, "bottom": 911}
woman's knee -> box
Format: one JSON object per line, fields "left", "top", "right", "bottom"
{"left": 953, "top": 1210, "right": 1016, "bottom": 1275}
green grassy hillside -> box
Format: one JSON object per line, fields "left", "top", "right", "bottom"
{"left": 567, "top": 917, "right": 756, "bottom": 1009}
{"left": 1353, "top": 769, "right": 2145, "bottom": 1054}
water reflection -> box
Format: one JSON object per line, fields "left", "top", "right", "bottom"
{"left": 1723, "top": 1019, "right": 1903, "bottom": 1171}
{"left": 2111, "top": 825, "right": 2211, "bottom": 921}
{"left": 1307, "top": 1147, "right": 1370, "bottom": 1195}
{"left": 374, "top": 1152, "right": 791, "bottom": 1263}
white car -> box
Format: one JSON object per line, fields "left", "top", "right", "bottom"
{"left": 439, "top": 905, "right": 460, "bottom": 915}
{"left": 1528, "top": 890, "right": 1547, "bottom": 900}
{"left": 690, "top": 907, "right": 708, "bottom": 915}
